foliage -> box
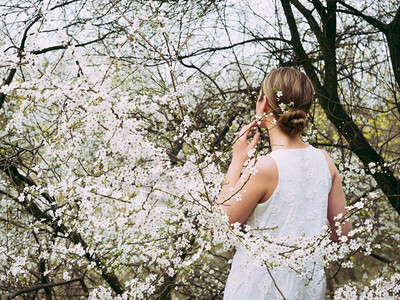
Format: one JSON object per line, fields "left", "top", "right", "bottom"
{"left": 0, "top": 0, "right": 399, "bottom": 299}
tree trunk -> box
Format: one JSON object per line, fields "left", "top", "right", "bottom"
{"left": 386, "top": 8, "right": 400, "bottom": 87}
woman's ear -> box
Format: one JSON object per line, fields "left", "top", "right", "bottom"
{"left": 262, "top": 95, "right": 270, "bottom": 113}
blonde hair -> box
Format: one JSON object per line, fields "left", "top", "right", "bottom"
{"left": 260, "top": 67, "right": 314, "bottom": 135}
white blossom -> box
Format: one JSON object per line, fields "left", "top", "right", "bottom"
{"left": 249, "top": 166, "right": 258, "bottom": 175}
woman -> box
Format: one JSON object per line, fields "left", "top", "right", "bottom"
{"left": 217, "top": 67, "right": 352, "bottom": 299}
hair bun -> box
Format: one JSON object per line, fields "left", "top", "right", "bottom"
{"left": 262, "top": 67, "right": 314, "bottom": 135}
{"left": 279, "top": 109, "right": 307, "bottom": 135}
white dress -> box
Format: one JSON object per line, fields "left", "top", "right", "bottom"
{"left": 223, "top": 146, "right": 332, "bottom": 300}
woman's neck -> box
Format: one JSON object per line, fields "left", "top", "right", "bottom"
{"left": 267, "top": 126, "right": 307, "bottom": 151}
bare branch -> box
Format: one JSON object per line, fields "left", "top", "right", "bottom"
{"left": 31, "top": 31, "right": 117, "bottom": 55}
{"left": 290, "top": 0, "right": 323, "bottom": 40}
{"left": 337, "top": 0, "right": 387, "bottom": 32}
{"left": 178, "top": 37, "right": 290, "bottom": 60}
{"left": 7, "top": 277, "right": 82, "bottom": 299}
{"left": 0, "top": 12, "right": 42, "bottom": 109}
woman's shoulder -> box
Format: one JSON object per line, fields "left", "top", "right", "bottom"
{"left": 317, "top": 148, "right": 338, "bottom": 180}
{"left": 246, "top": 155, "right": 278, "bottom": 176}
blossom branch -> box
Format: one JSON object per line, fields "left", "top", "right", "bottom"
{"left": 0, "top": 165, "right": 125, "bottom": 295}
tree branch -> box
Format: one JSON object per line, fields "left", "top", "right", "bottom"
{"left": 336, "top": 1, "right": 400, "bottom": 86}
{"left": 390, "top": 5, "right": 400, "bottom": 29}
{"left": 49, "top": 0, "right": 81, "bottom": 11}
{"left": 7, "top": 278, "right": 82, "bottom": 299}
{"left": 336, "top": 0, "right": 387, "bottom": 32}
{"left": 0, "top": 13, "right": 42, "bottom": 109}
{"left": 31, "top": 31, "right": 116, "bottom": 55}
{"left": 310, "top": 0, "right": 327, "bottom": 19}
{"left": 290, "top": 0, "right": 323, "bottom": 43}
{"left": 369, "top": 251, "right": 393, "bottom": 265}
{"left": 178, "top": 37, "right": 290, "bottom": 60}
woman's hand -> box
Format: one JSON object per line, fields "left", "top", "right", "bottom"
{"left": 232, "top": 121, "right": 260, "bottom": 164}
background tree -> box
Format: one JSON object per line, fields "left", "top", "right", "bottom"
{"left": 0, "top": 0, "right": 399, "bottom": 299}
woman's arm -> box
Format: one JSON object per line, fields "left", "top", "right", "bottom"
{"left": 216, "top": 122, "right": 274, "bottom": 225}
{"left": 322, "top": 151, "right": 353, "bottom": 242}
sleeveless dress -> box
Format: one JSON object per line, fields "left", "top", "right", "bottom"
{"left": 223, "top": 146, "right": 332, "bottom": 300}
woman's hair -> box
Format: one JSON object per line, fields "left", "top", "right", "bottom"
{"left": 260, "top": 67, "right": 314, "bottom": 135}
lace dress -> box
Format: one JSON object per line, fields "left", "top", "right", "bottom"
{"left": 223, "top": 146, "right": 332, "bottom": 300}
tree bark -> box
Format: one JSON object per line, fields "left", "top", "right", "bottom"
{"left": 386, "top": 7, "right": 400, "bottom": 87}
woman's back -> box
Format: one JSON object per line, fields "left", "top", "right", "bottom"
{"left": 247, "top": 146, "right": 331, "bottom": 237}
{"left": 223, "top": 146, "right": 331, "bottom": 300}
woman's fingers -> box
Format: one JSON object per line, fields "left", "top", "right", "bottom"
{"left": 245, "top": 121, "right": 260, "bottom": 149}
{"left": 232, "top": 121, "right": 260, "bottom": 162}
{"left": 248, "top": 132, "right": 260, "bottom": 149}
{"left": 239, "top": 121, "right": 258, "bottom": 139}
{"left": 237, "top": 122, "right": 259, "bottom": 151}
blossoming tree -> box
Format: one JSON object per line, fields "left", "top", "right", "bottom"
{"left": 0, "top": 0, "right": 399, "bottom": 299}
